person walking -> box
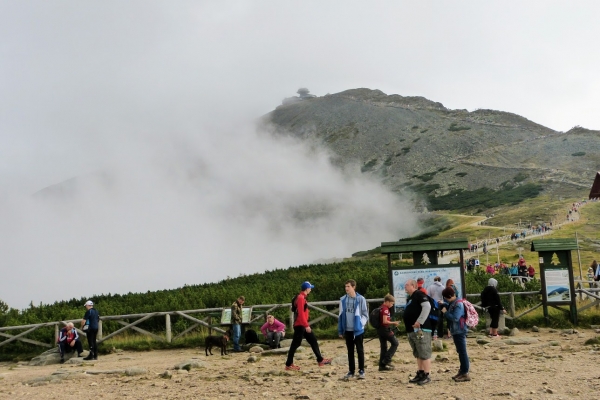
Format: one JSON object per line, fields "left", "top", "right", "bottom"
{"left": 338, "top": 279, "right": 369, "bottom": 379}
{"left": 285, "top": 282, "right": 332, "bottom": 371}
{"left": 441, "top": 287, "right": 471, "bottom": 382}
{"left": 377, "top": 294, "right": 399, "bottom": 371}
{"left": 81, "top": 300, "right": 100, "bottom": 360}
{"left": 260, "top": 315, "right": 286, "bottom": 349}
{"left": 481, "top": 278, "right": 506, "bottom": 337}
{"left": 231, "top": 296, "right": 245, "bottom": 352}
{"left": 403, "top": 279, "right": 432, "bottom": 385}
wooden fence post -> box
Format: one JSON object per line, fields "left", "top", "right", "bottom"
{"left": 509, "top": 293, "right": 515, "bottom": 317}
{"left": 165, "top": 314, "right": 172, "bottom": 343}
{"left": 54, "top": 324, "right": 59, "bottom": 344}
{"left": 98, "top": 320, "right": 103, "bottom": 340}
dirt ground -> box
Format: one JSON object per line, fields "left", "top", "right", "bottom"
{"left": 1, "top": 328, "right": 600, "bottom": 400}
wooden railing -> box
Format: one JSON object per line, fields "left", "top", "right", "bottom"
{"left": 2, "top": 290, "right": 599, "bottom": 350}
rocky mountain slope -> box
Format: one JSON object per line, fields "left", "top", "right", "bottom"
{"left": 263, "top": 88, "right": 599, "bottom": 209}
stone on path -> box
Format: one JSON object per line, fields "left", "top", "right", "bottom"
{"left": 174, "top": 359, "right": 207, "bottom": 370}
{"left": 249, "top": 346, "right": 264, "bottom": 353}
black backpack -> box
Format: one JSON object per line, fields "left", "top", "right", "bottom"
{"left": 245, "top": 329, "right": 259, "bottom": 344}
{"left": 369, "top": 306, "right": 382, "bottom": 328}
{"left": 425, "top": 294, "right": 441, "bottom": 328}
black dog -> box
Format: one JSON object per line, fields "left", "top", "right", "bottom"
{"left": 205, "top": 331, "right": 230, "bottom": 356}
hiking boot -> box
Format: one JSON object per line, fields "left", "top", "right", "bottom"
{"left": 451, "top": 372, "right": 461, "bottom": 380}
{"left": 358, "top": 370, "right": 366, "bottom": 379}
{"left": 318, "top": 358, "right": 332, "bottom": 367}
{"left": 343, "top": 371, "right": 355, "bottom": 380}
{"left": 59, "top": 358, "right": 65, "bottom": 364}
{"left": 417, "top": 374, "right": 431, "bottom": 385}
{"left": 454, "top": 373, "right": 471, "bottom": 382}
{"left": 379, "top": 364, "right": 395, "bottom": 371}
{"left": 77, "top": 353, "right": 83, "bottom": 358}
{"left": 409, "top": 371, "right": 424, "bottom": 383}
{"left": 83, "top": 355, "right": 94, "bottom": 361}
{"left": 285, "top": 364, "right": 300, "bottom": 371}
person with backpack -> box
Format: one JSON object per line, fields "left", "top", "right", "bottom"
{"left": 427, "top": 276, "right": 445, "bottom": 340}
{"left": 403, "top": 279, "right": 432, "bottom": 385}
{"left": 376, "top": 294, "right": 399, "bottom": 372}
{"left": 440, "top": 287, "right": 471, "bottom": 382}
{"left": 480, "top": 278, "right": 506, "bottom": 338}
{"left": 80, "top": 300, "right": 100, "bottom": 360}
{"left": 337, "top": 279, "right": 369, "bottom": 380}
{"left": 285, "top": 281, "right": 332, "bottom": 371}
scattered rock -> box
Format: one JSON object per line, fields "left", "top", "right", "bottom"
{"left": 247, "top": 355, "right": 259, "bottom": 363}
{"left": 125, "top": 367, "right": 147, "bottom": 376}
{"left": 330, "top": 355, "right": 348, "bottom": 366}
{"left": 159, "top": 370, "right": 172, "bottom": 379}
{"left": 174, "top": 360, "right": 207, "bottom": 370}
{"left": 249, "top": 346, "right": 264, "bottom": 353}
{"left": 532, "top": 326, "right": 540, "bottom": 332}
{"left": 509, "top": 328, "right": 519, "bottom": 336}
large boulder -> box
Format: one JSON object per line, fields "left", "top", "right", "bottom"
{"left": 29, "top": 347, "right": 88, "bottom": 366}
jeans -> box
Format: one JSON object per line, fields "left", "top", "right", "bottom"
{"left": 377, "top": 328, "right": 398, "bottom": 366}
{"left": 344, "top": 331, "right": 364, "bottom": 373}
{"left": 286, "top": 326, "right": 323, "bottom": 366}
{"left": 452, "top": 333, "right": 469, "bottom": 374}
{"left": 266, "top": 331, "right": 283, "bottom": 349}
{"left": 232, "top": 324, "right": 242, "bottom": 350}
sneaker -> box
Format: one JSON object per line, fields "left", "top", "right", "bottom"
{"left": 83, "top": 355, "right": 93, "bottom": 361}
{"left": 318, "top": 358, "right": 332, "bottom": 367}
{"left": 454, "top": 373, "right": 471, "bottom": 382}
{"left": 59, "top": 358, "right": 65, "bottom": 364}
{"left": 409, "top": 371, "right": 424, "bottom": 383}
{"left": 285, "top": 364, "right": 301, "bottom": 371}
{"left": 358, "top": 370, "right": 365, "bottom": 379}
{"left": 379, "top": 364, "right": 395, "bottom": 372}
{"left": 417, "top": 374, "right": 431, "bottom": 385}
{"left": 451, "top": 372, "right": 461, "bottom": 380}
{"left": 343, "top": 372, "right": 355, "bottom": 380}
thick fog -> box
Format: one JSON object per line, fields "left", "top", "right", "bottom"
{"left": 0, "top": 127, "right": 419, "bottom": 308}
{"left": 2, "top": 1, "right": 600, "bottom": 308}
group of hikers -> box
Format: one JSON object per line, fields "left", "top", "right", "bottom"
{"left": 237, "top": 277, "right": 507, "bottom": 385}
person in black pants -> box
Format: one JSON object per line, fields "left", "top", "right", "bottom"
{"left": 81, "top": 300, "right": 100, "bottom": 360}
{"left": 481, "top": 278, "right": 506, "bottom": 337}
{"left": 377, "top": 294, "right": 399, "bottom": 371}
{"left": 337, "top": 279, "right": 369, "bottom": 379}
{"left": 57, "top": 322, "right": 84, "bottom": 363}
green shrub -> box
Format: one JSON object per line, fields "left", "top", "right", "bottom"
{"left": 448, "top": 122, "right": 471, "bottom": 132}
{"left": 572, "top": 152, "right": 586, "bottom": 157}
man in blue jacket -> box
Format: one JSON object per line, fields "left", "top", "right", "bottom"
{"left": 338, "top": 279, "right": 369, "bottom": 380}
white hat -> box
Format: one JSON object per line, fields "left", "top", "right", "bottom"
{"left": 84, "top": 300, "right": 94, "bottom": 307}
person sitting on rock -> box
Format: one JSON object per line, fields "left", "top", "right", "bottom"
{"left": 260, "top": 315, "right": 286, "bottom": 349}
{"left": 57, "top": 322, "right": 83, "bottom": 363}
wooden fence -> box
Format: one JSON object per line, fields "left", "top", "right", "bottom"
{"left": 2, "top": 288, "right": 600, "bottom": 351}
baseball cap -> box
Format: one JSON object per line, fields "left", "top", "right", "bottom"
{"left": 84, "top": 300, "right": 94, "bottom": 307}
{"left": 301, "top": 281, "right": 314, "bottom": 290}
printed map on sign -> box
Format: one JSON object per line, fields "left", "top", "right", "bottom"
{"left": 392, "top": 266, "right": 462, "bottom": 311}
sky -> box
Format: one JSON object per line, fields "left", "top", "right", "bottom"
{"left": 1, "top": 1, "right": 599, "bottom": 308}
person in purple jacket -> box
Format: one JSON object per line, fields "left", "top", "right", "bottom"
{"left": 260, "top": 315, "right": 286, "bottom": 349}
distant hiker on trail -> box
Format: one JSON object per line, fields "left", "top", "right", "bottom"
{"left": 81, "top": 300, "right": 99, "bottom": 360}
{"left": 338, "top": 279, "right": 369, "bottom": 380}
{"left": 231, "top": 296, "right": 245, "bottom": 352}
{"left": 527, "top": 265, "right": 535, "bottom": 278}
{"left": 377, "top": 294, "right": 399, "bottom": 372}
{"left": 285, "top": 282, "right": 332, "bottom": 371}
{"left": 260, "top": 315, "right": 285, "bottom": 349}
{"left": 57, "top": 322, "right": 83, "bottom": 363}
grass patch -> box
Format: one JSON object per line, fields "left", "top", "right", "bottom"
{"left": 513, "top": 172, "right": 529, "bottom": 183}
{"left": 428, "top": 183, "right": 543, "bottom": 211}
{"left": 361, "top": 158, "right": 378, "bottom": 172}
{"left": 448, "top": 122, "right": 471, "bottom": 132}
{"left": 413, "top": 171, "right": 438, "bottom": 182}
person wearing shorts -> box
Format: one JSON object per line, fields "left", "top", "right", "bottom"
{"left": 402, "top": 279, "right": 432, "bottom": 385}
